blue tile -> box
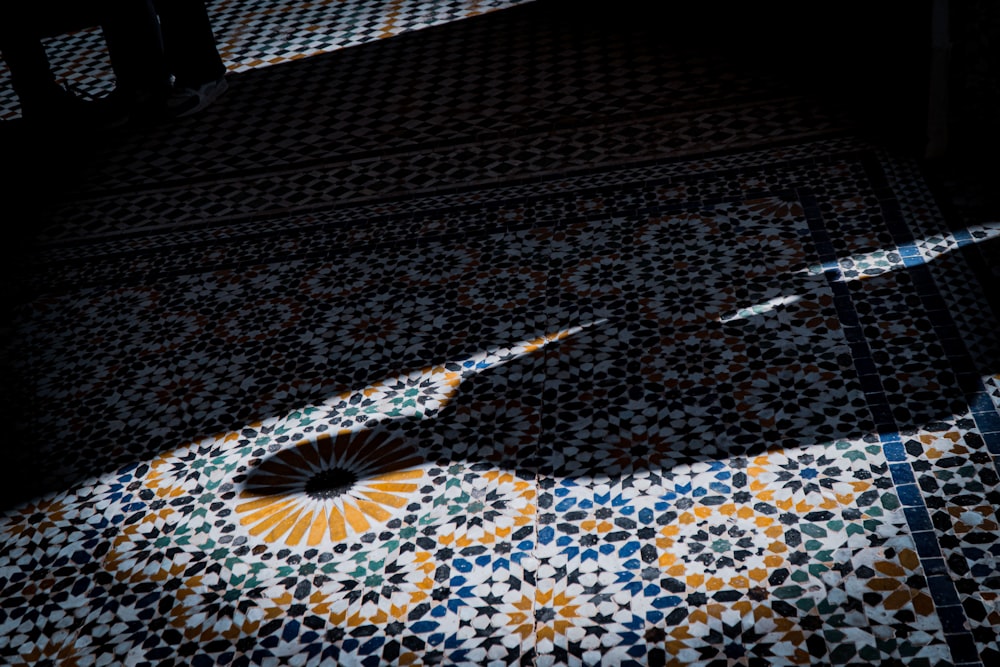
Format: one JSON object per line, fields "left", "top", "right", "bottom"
{"left": 938, "top": 338, "right": 971, "bottom": 359}
{"left": 889, "top": 463, "right": 915, "bottom": 484}
{"left": 903, "top": 506, "right": 934, "bottom": 531}
{"left": 921, "top": 557, "right": 948, "bottom": 576}
{"left": 843, "top": 325, "right": 866, "bottom": 343}
{"left": 859, "top": 374, "right": 884, "bottom": 394}
{"left": 879, "top": 203, "right": 906, "bottom": 225}
{"left": 926, "top": 309, "right": 956, "bottom": 327}
{"left": 926, "top": 575, "right": 960, "bottom": 606}
{"left": 949, "top": 357, "right": 979, "bottom": 375}
{"left": 869, "top": 403, "right": 896, "bottom": 428}
{"left": 973, "top": 411, "right": 1000, "bottom": 432}
{"left": 828, "top": 280, "right": 851, "bottom": 297}
{"left": 910, "top": 271, "right": 938, "bottom": 295}
{"left": 944, "top": 633, "right": 980, "bottom": 663}
{"left": 952, "top": 228, "right": 974, "bottom": 244}
{"left": 849, "top": 341, "right": 872, "bottom": 360}
{"left": 883, "top": 439, "right": 907, "bottom": 462}
{"left": 986, "top": 432, "right": 1000, "bottom": 455}
{"left": 937, "top": 605, "right": 969, "bottom": 633}
{"left": 912, "top": 531, "right": 942, "bottom": 558}
{"left": 814, "top": 241, "right": 835, "bottom": 257}
{"left": 853, "top": 355, "right": 878, "bottom": 376}
{"left": 957, "top": 373, "right": 983, "bottom": 394}
{"left": 967, "top": 392, "right": 995, "bottom": 414}
{"left": 895, "top": 483, "right": 923, "bottom": 506}
{"left": 839, "top": 307, "right": 861, "bottom": 327}
{"left": 922, "top": 294, "right": 948, "bottom": 311}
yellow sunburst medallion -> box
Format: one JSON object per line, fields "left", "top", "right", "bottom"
{"left": 235, "top": 429, "right": 425, "bottom": 546}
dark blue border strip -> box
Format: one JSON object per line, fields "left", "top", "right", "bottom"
{"left": 800, "top": 153, "right": 985, "bottom": 667}
{"left": 867, "top": 158, "right": 1000, "bottom": 458}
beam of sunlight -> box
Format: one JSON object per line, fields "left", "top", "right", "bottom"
{"left": 718, "top": 294, "right": 802, "bottom": 322}
{"left": 8, "top": 222, "right": 998, "bottom": 524}
{"left": 718, "top": 221, "right": 998, "bottom": 329}
{"left": 805, "top": 222, "right": 1000, "bottom": 281}
{"left": 217, "top": 0, "right": 538, "bottom": 76}
{"left": 17, "top": 321, "right": 604, "bottom": 551}
{"left": 301, "top": 319, "right": 602, "bottom": 422}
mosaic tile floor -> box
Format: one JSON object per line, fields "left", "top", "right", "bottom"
{"left": 2, "top": 2, "right": 1000, "bottom": 666}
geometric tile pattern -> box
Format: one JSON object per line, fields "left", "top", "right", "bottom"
{"left": 32, "top": 97, "right": 845, "bottom": 241}
{"left": 3, "top": 2, "right": 1000, "bottom": 667}
{"left": 0, "top": 0, "right": 537, "bottom": 120}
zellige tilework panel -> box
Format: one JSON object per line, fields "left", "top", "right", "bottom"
{"left": 5, "top": 140, "right": 1000, "bottom": 665}
{"left": 3, "top": 1, "right": 1000, "bottom": 666}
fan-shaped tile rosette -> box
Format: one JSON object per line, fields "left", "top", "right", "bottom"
{"left": 235, "top": 429, "right": 425, "bottom": 547}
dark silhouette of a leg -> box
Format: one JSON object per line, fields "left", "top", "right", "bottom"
{"left": 0, "top": 5, "right": 63, "bottom": 113}
{"left": 154, "top": 0, "right": 225, "bottom": 88}
{"left": 100, "top": 0, "right": 171, "bottom": 98}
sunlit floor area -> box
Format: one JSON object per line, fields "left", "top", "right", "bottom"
{"left": 1, "top": 1, "right": 999, "bottom": 665}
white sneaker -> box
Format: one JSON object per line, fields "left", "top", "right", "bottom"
{"left": 167, "top": 75, "right": 229, "bottom": 118}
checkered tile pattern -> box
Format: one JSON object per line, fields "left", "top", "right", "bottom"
{"left": 0, "top": 0, "right": 535, "bottom": 120}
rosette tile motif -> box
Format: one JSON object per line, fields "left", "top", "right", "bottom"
{"left": 236, "top": 430, "right": 425, "bottom": 546}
